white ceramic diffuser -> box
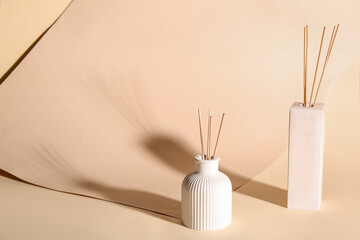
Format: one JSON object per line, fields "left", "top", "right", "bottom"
{"left": 287, "top": 102, "right": 325, "bottom": 210}
{"left": 181, "top": 155, "right": 232, "bottom": 230}
{"left": 287, "top": 24, "right": 339, "bottom": 210}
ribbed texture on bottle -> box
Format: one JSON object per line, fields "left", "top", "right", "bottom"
{"left": 181, "top": 172, "right": 232, "bottom": 230}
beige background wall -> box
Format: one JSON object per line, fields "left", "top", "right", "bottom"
{"left": 0, "top": 0, "right": 71, "bottom": 78}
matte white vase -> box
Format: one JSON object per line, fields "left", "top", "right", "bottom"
{"left": 181, "top": 155, "right": 232, "bottom": 230}
{"left": 287, "top": 102, "right": 325, "bottom": 210}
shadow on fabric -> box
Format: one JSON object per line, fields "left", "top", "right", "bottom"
{"left": 142, "top": 134, "right": 287, "bottom": 208}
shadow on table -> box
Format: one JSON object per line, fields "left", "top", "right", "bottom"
{"left": 76, "top": 179, "right": 182, "bottom": 224}
{"left": 235, "top": 181, "right": 287, "bottom": 207}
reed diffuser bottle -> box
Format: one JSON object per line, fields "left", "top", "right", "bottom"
{"left": 288, "top": 25, "right": 339, "bottom": 210}
{"left": 181, "top": 109, "right": 232, "bottom": 230}
{"left": 181, "top": 155, "right": 232, "bottom": 230}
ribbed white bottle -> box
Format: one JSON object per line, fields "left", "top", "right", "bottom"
{"left": 181, "top": 155, "right": 232, "bottom": 230}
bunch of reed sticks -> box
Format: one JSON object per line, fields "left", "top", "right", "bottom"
{"left": 197, "top": 109, "right": 225, "bottom": 160}
{"left": 303, "top": 24, "right": 339, "bottom": 107}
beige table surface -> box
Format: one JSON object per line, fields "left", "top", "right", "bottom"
{"left": 1, "top": 55, "right": 359, "bottom": 239}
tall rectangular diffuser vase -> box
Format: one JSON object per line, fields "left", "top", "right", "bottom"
{"left": 287, "top": 102, "right": 325, "bottom": 210}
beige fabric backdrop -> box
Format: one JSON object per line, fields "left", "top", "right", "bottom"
{"left": 1, "top": 0, "right": 360, "bottom": 218}
{"left": 1, "top": 56, "right": 359, "bottom": 238}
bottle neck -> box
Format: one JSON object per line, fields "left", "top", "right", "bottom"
{"left": 195, "top": 161, "right": 219, "bottom": 174}
{"left": 194, "top": 155, "right": 220, "bottom": 175}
